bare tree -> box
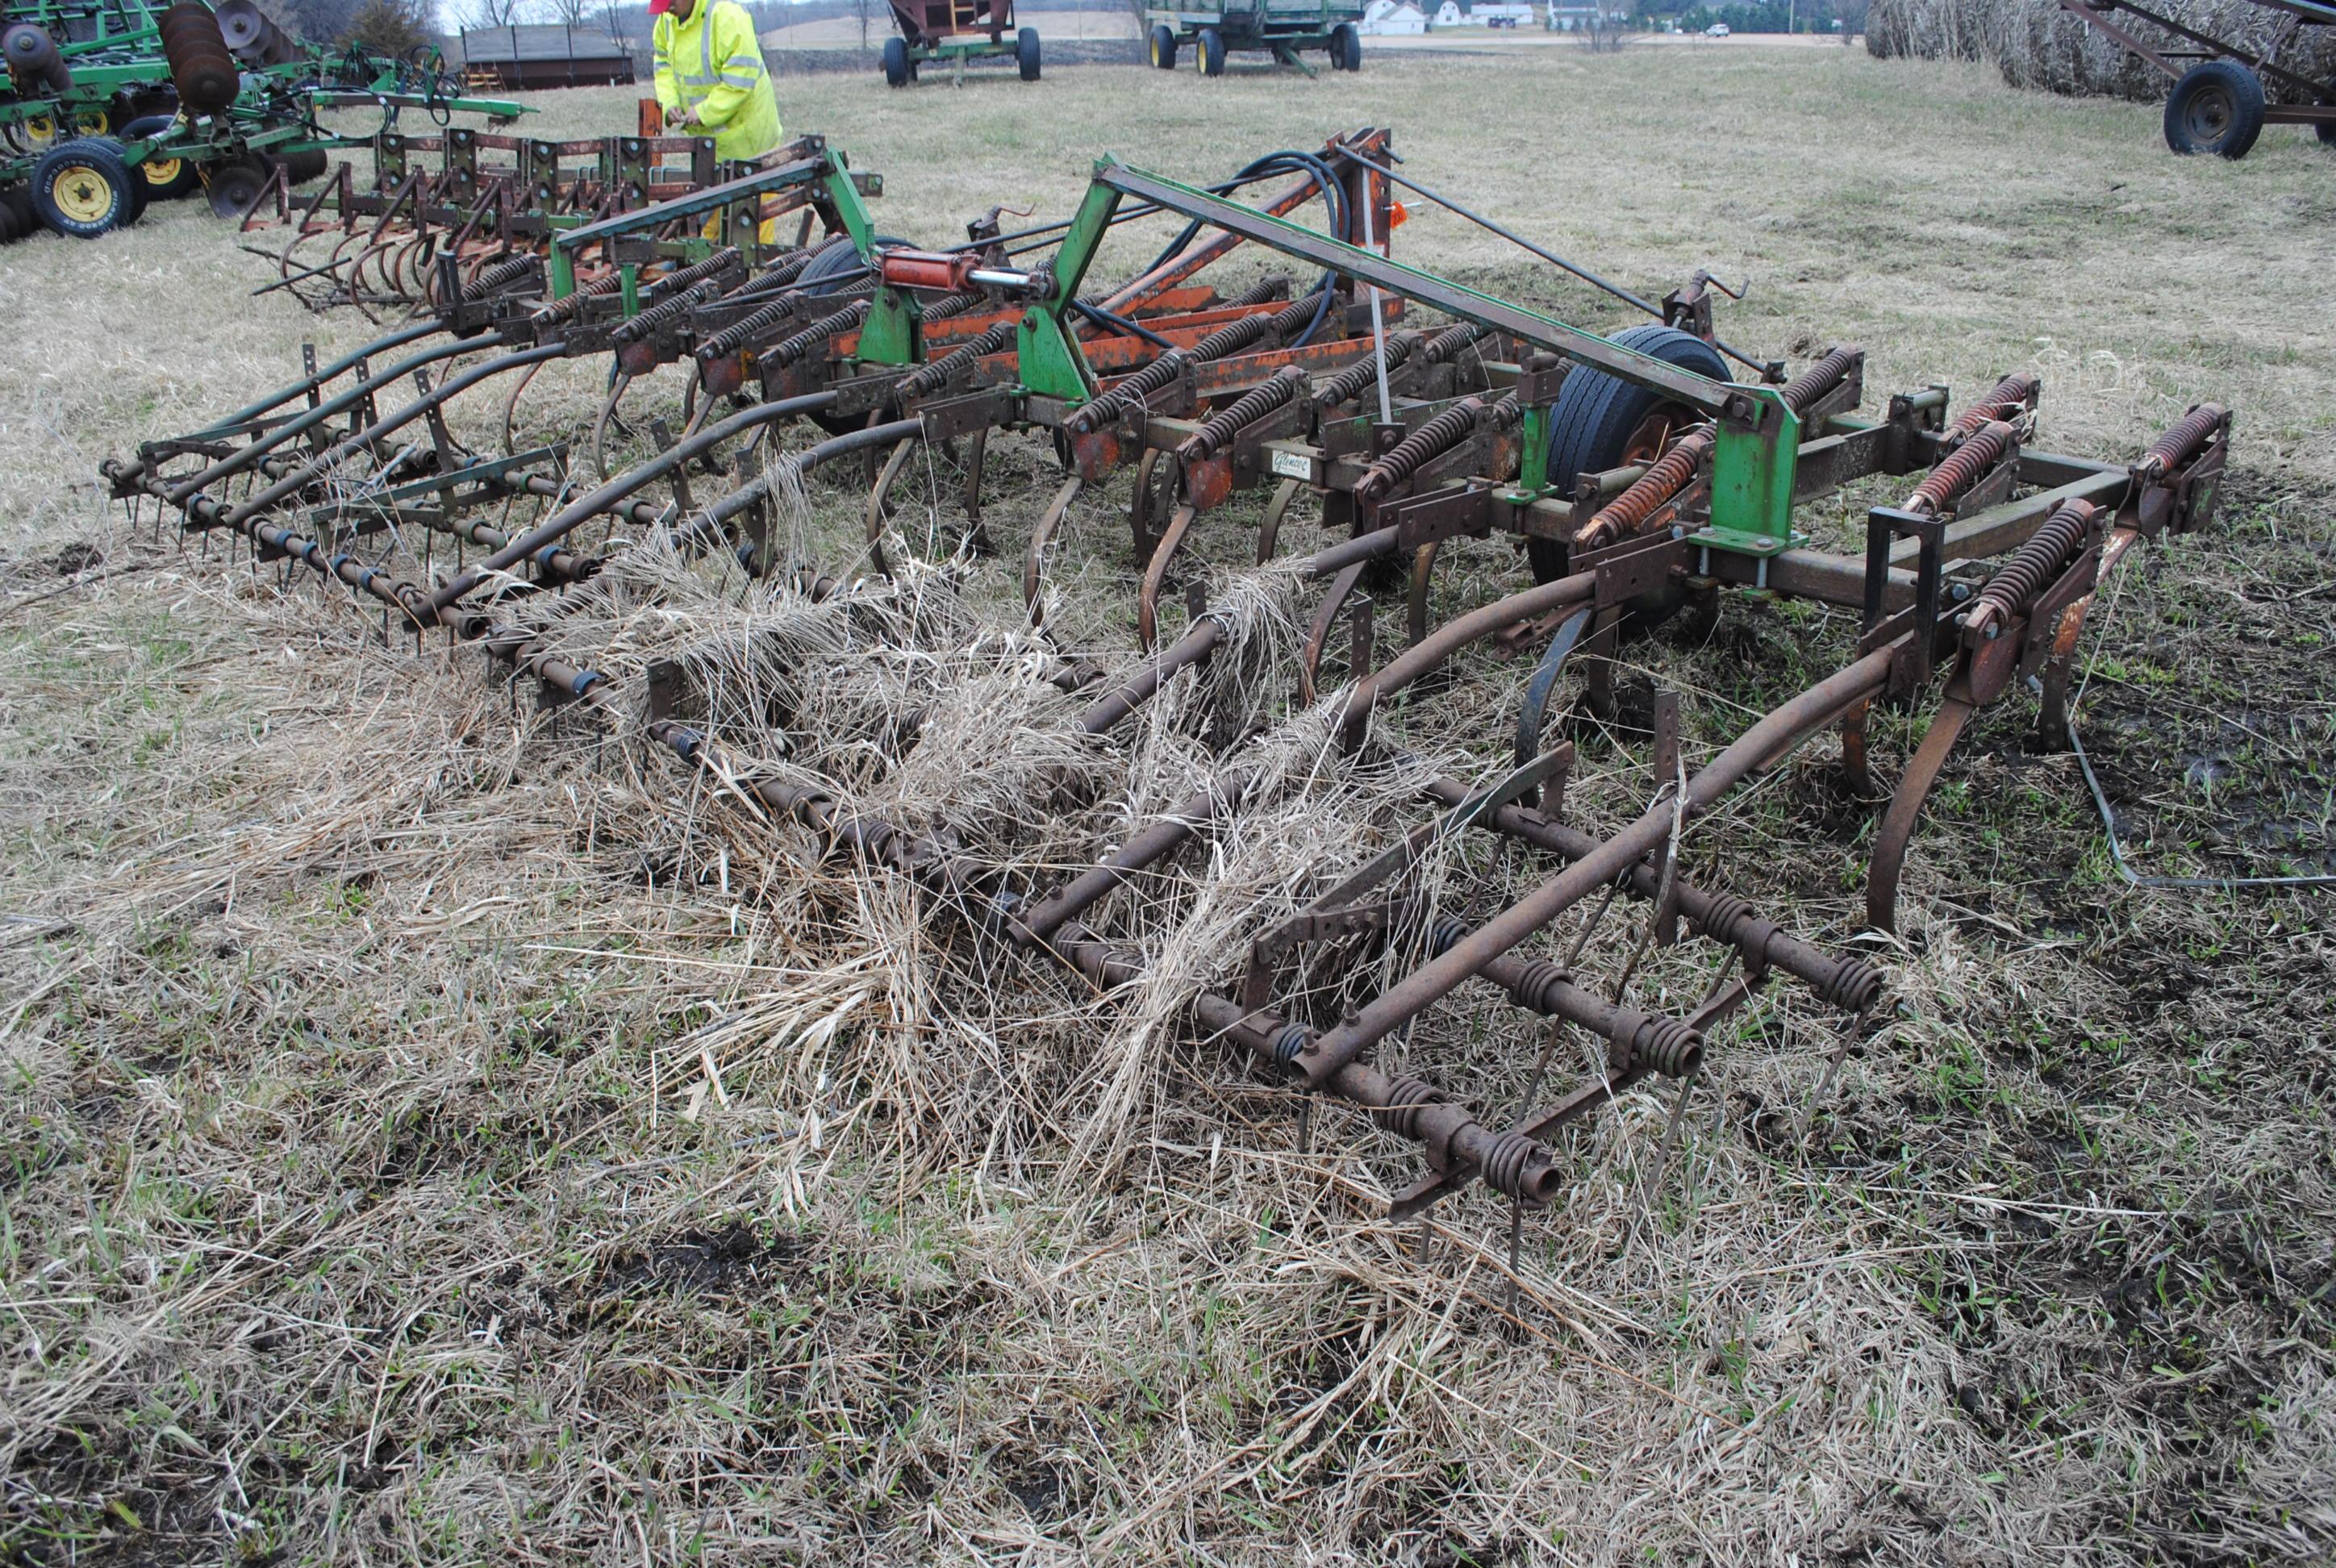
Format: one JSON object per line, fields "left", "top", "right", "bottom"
{"left": 853, "top": 0, "right": 872, "bottom": 52}
{"left": 461, "top": 0, "right": 530, "bottom": 28}
{"left": 544, "top": 0, "right": 593, "bottom": 27}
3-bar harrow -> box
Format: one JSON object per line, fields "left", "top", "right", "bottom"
{"left": 244, "top": 121, "right": 879, "bottom": 320}
{"left": 106, "top": 126, "right": 2233, "bottom": 1248}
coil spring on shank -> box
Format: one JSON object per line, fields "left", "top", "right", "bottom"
{"left": 610, "top": 281, "right": 715, "bottom": 346}
{"left": 1575, "top": 427, "right": 1713, "bottom": 550}
{"left": 530, "top": 271, "right": 623, "bottom": 325}
{"left": 1314, "top": 332, "right": 1419, "bottom": 409}
{"left": 897, "top": 318, "right": 1017, "bottom": 400}
{"left": 468, "top": 255, "right": 540, "bottom": 296}
{"left": 698, "top": 294, "right": 802, "bottom": 360}
{"left": 1355, "top": 397, "right": 1483, "bottom": 502}
{"left": 1178, "top": 368, "right": 1308, "bottom": 463}
{"left": 1906, "top": 419, "right": 2013, "bottom": 515}
{"left": 1223, "top": 274, "right": 1293, "bottom": 307}
{"left": 745, "top": 244, "right": 824, "bottom": 291}
{"left": 1779, "top": 345, "right": 1859, "bottom": 416}
{"left": 1065, "top": 348, "right": 1190, "bottom": 436}
{"left": 765, "top": 300, "right": 870, "bottom": 370}
{"left": 919, "top": 290, "right": 985, "bottom": 326}
{"left": 1944, "top": 371, "right": 2039, "bottom": 444}
{"left": 644, "top": 247, "right": 740, "bottom": 305}
{"left": 1420, "top": 323, "right": 1488, "bottom": 366}
{"left": 2138, "top": 402, "right": 2225, "bottom": 479}
{"left": 1966, "top": 498, "right": 2093, "bottom": 638}
{"left": 1475, "top": 1129, "right": 1550, "bottom": 1203}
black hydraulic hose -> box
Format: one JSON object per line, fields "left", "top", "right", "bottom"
{"left": 1071, "top": 298, "right": 1176, "bottom": 351}
{"left": 1144, "top": 148, "right": 1348, "bottom": 349}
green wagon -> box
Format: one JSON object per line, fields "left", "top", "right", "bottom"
{"left": 1142, "top": 0, "right": 1365, "bottom": 73}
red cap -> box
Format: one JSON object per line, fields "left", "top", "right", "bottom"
{"left": 648, "top": 0, "right": 674, "bottom": 15}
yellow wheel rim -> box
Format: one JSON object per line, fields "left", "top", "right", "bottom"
{"left": 52, "top": 163, "right": 115, "bottom": 224}
{"left": 142, "top": 156, "right": 183, "bottom": 186}
{"left": 24, "top": 115, "right": 57, "bottom": 148}
{"left": 71, "top": 110, "right": 108, "bottom": 136}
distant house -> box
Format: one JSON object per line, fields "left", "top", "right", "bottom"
{"left": 447, "top": 24, "right": 638, "bottom": 90}
{"left": 1545, "top": 3, "right": 1616, "bottom": 27}
{"left": 1361, "top": 0, "right": 1427, "bottom": 32}
{"left": 1433, "top": 1, "right": 1465, "bottom": 23}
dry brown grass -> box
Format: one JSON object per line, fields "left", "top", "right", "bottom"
{"left": 1, "top": 47, "right": 2333, "bottom": 1565}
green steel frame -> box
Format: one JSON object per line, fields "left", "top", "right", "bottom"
{"left": 1024, "top": 156, "right": 1804, "bottom": 552}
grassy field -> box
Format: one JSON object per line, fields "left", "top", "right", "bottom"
{"left": 2, "top": 44, "right": 2333, "bottom": 1566}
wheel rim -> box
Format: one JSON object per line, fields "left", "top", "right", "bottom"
{"left": 23, "top": 115, "right": 56, "bottom": 148}
{"left": 72, "top": 110, "right": 107, "bottom": 136}
{"left": 143, "top": 156, "right": 184, "bottom": 187}
{"left": 1619, "top": 405, "right": 1692, "bottom": 467}
{"left": 2184, "top": 86, "right": 2232, "bottom": 143}
{"left": 52, "top": 163, "right": 115, "bottom": 224}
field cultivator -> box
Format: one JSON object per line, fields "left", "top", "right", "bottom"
{"left": 104, "top": 125, "right": 2234, "bottom": 1249}
{"left": 0, "top": 0, "right": 524, "bottom": 242}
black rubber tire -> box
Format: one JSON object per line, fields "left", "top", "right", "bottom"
{"left": 2315, "top": 115, "right": 2335, "bottom": 148}
{"left": 1197, "top": 27, "right": 1225, "bottom": 76}
{"left": 29, "top": 138, "right": 136, "bottom": 238}
{"left": 1330, "top": 23, "right": 1360, "bottom": 70}
{"left": 0, "top": 184, "right": 35, "bottom": 244}
{"left": 2163, "top": 60, "right": 2265, "bottom": 158}
{"left": 281, "top": 146, "right": 328, "bottom": 185}
{"left": 205, "top": 156, "right": 270, "bottom": 219}
{"left": 1149, "top": 23, "right": 1176, "bottom": 68}
{"left": 1016, "top": 26, "right": 1040, "bottom": 81}
{"left": 119, "top": 113, "right": 200, "bottom": 200}
{"left": 882, "top": 35, "right": 911, "bottom": 86}
{"left": 1526, "top": 323, "right": 1729, "bottom": 591}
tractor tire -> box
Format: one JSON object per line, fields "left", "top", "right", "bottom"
{"left": 159, "top": 1, "right": 240, "bottom": 116}
{"left": 29, "top": 139, "right": 138, "bottom": 238}
{"left": 1526, "top": 323, "right": 1729, "bottom": 611}
{"left": 281, "top": 146, "right": 328, "bottom": 185}
{"left": 205, "top": 156, "right": 271, "bottom": 219}
{"left": 1329, "top": 22, "right": 1361, "bottom": 70}
{"left": 0, "top": 185, "right": 36, "bottom": 244}
{"left": 1197, "top": 26, "right": 1225, "bottom": 75}
{"left": 882, "top": 35, "right": 911, "bottom": 87}
{"left": 1017, "top": 26, "right": 1041, "bottom": 81}
{"left": 2163, "top": 60, "right": 2265, "bottom": 159}
{"left": 119, "top": 113, "right": 200, "bottom": 201}
{"left": 1149, "top": 23, "right": 1176, "bottom": 68}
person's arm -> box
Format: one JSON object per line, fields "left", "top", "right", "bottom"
{"left": 652, "top": 16, "right": 681, "bottom": 116}
{"left": 686, "top": 3, "right": 760, "bottom": 130}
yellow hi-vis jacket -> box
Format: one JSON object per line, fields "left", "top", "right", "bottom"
{"left": 653, "top": 0, "right": 782, "bottom": 163}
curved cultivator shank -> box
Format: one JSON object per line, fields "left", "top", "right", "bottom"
{"left": 109, "top": 126, "right": 2234, "bottom": 1269}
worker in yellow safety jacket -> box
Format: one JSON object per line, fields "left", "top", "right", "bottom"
{"left": 650, "top": 0, "right": 784, "bottom": 173}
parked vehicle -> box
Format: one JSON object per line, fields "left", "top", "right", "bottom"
{"left": 1146, "top": 0, "right": 1366, "bottom": 73}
